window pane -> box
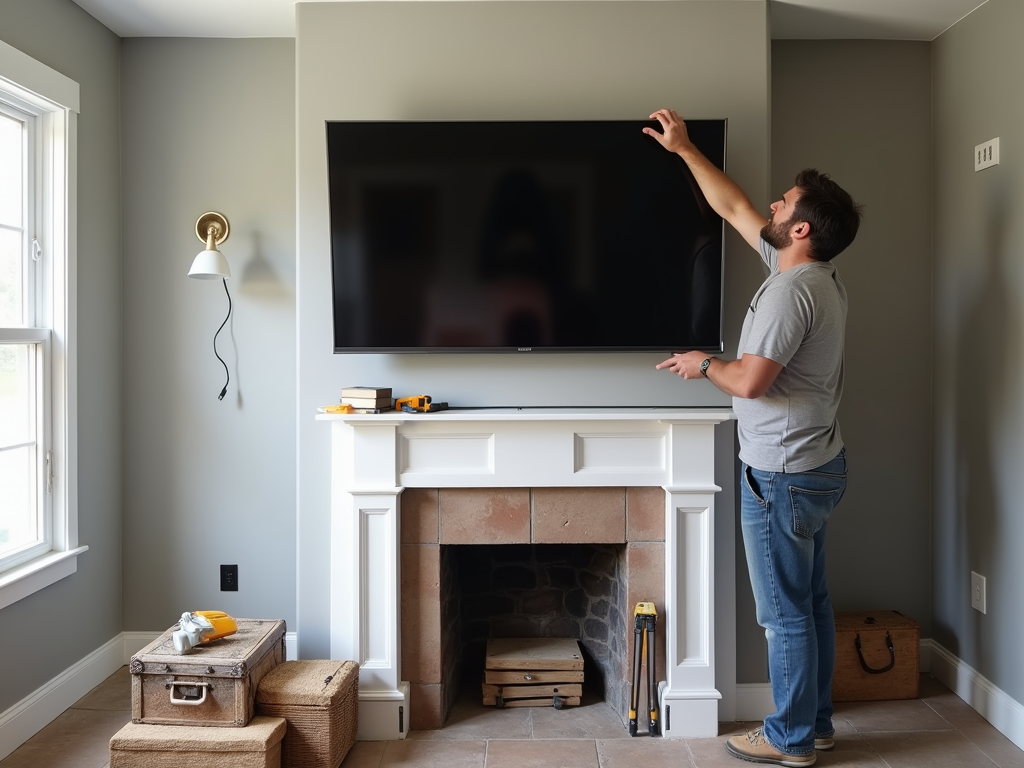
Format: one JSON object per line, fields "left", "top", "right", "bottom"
{"left": 0, "top": 48, "right": 72, "bottom": 585}
{"left": 0, "top": 445, "right": 37, "bottom": 557}
{"left": 0, "top": 228, "right": 22, "bottom": 327}
{"left": 0, "top": 111, "right": 22, "bottom": 227}
{"left": 0, "top": 343, "right": 33, "bottom": 447}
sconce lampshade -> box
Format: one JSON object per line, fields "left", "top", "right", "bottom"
{"left": 188, "top": 212, "right": 231, "bottom": 279}
{"left": 188, "top": 247, "right": 231, "bottom": 279}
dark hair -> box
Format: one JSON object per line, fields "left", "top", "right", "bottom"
{"left": 792, "top": 169, "right": 863, "bottom": 261}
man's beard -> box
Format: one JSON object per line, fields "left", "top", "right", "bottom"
{"left": 761, "top": 217, "right": 792, "bottom": 250}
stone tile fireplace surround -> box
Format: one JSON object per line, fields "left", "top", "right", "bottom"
{"left": 401, "top": 487, "right": 664, "bottom": 730}
{"left": 318, "top": 407, "right": 733, "bottom": 740}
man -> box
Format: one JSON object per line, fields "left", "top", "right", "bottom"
{"left": 646, "top": 108, "right": 862, "bottom": 767}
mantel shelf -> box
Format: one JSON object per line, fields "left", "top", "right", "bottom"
{"left": 317, "top": 406, "right": 734, "bottom": 425}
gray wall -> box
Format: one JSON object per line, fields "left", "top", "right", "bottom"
{"left": 747, "top": 40, "right": 935, "bottom": 682}
{"left": 120, "top": 38, "right": 297, "bottom": 631}
{"left": 3, "top": 0, "right": 1022, "bottom": 727}
{"left": 0, "top": 0, "right": 123, "bottom": 712}
{"left": 932, "top": 0, "right": 1024, "bottom": 705}
{"left": 294, "top": 0, "right": 771, "bottom": 660}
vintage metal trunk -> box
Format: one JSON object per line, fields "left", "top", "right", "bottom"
{"left": 130, "top": 618, "right": 286, "bottom": 727}
{"left": 833, "top": 611, "right": 919, "bottom": 702}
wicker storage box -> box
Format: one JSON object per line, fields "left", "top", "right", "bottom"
{"left": 109, "top": 715, "right": 286, "bottom": 768}
{"left": 833, "top": 611, "right": 919, "bottom": 702}
{"left": 131, "top": 618, "right": 286, "bottom": 727}
{"left": 255, "top": 659, "right": 359, "bottom": 768}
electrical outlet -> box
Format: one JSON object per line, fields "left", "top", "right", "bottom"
{"left": 975, "top": 138, "right": 1000, "bottom": 172}
{"left": 221, "top": 564, "right": 238, "bottom": 592}
{"left": 971, "top": 571, "right": 987, "bottom": 614}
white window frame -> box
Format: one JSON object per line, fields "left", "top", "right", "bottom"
{"left": 1, "top": 98, "right": 52, "bottom": 572}
{"left": 0, "top": 40, "right": 85, "bottom": 611}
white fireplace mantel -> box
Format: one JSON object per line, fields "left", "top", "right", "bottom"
{"left": 318, "top": 406, "right": 734, "bottom": 739}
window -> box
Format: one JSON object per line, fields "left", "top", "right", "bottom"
{"left": 0, "top": 40, "right": 84, "bottom": 610}
{"left": 1, "top": 100, "right": 50, "bottom": 570}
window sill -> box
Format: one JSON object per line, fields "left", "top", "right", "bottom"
{"left": 0, "top": 546, "right": 89, "bottom": 611}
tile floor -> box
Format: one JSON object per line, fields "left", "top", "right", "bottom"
{"left": 2, "top": 669, "right": 1022, "bottom": 768}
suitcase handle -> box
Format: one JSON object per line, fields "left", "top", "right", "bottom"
{"left": 854, "top": 631, "right": 895, "bottom": 674}
{"left": 169, "top": 681, "right": 211, "bottom": 706}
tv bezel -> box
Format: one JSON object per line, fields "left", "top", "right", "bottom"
{"left": 326, "top": 117, "right": 727, "bottom": 355}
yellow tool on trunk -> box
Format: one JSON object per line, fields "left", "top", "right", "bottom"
{"left": 171, "top": 611, "right": 238, "bottom": 654}
{"left": 195, "top": 610, "right": 238, "bottom": 642}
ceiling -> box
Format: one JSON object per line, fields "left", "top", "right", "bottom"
{"left": 70, "top": 0, "right": 988, "bottom": 40}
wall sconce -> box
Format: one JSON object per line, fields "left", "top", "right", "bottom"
{"left": 188, "top": 212, "right": 232, "bottom": 400}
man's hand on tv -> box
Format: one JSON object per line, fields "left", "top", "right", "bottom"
{"left": 644, "top": 109, "right": 695, "bottom": 155}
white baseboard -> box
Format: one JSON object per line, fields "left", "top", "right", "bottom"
{"left": 286, "top": 631, "right": 297, "bottom": 661}
{"left": 0, "top": 630, "right": 300, "bottom": 762}
{"left": 735, "top": 683, "right": 776, "bottom": 721}
{"left": 0, "top": 633, "right": 124, "bottom": 762}
{"left": 122, "top": 631, "right": 160, "bottom": 661}
{"left": 926, "top": 639, "right": 1024, "bottom": 752}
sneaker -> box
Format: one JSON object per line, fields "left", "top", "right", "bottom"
{"left": 814, "top": 735, "right": 835, "bottom": 750}
{"left": 725, "top": 728, "right": 817, "bottom": 766}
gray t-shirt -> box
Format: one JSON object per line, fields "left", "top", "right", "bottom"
{"left": 733, "top": 239, "right": 847, "bottom": 473}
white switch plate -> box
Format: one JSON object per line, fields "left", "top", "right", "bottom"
{"left": 975, "top": 138, "right": 1000, "bottom": 172}
{"left": 971, "top": 571, "right": 987, "bottom": 614}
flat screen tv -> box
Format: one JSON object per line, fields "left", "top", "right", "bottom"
{"left": 326, "top": 119, "right": 726, "bottom": 353}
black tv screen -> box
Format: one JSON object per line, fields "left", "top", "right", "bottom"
{"left": 326, "top": 119, "right": 726, "bottom": 353}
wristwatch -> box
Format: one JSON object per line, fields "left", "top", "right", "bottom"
{"left": 700, "top": 357, "right": 713, "bottom": 377}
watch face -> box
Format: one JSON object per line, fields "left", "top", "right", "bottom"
{"left": 701, "top": 357, "right": 711, "bottom": 375}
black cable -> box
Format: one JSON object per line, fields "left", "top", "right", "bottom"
{"left": 213, "top": 277, "right": 232, "bottom": 400}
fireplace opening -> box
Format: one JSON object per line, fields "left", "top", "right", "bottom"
{"left": 439, "top": 543, "right": 631, "bottom": 722}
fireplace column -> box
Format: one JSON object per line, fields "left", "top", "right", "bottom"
{"left": 660, "top": 419, "right": 721, "bottom": 737}
{"left": 328, "top": 418, "right": 410, "bottom": 740}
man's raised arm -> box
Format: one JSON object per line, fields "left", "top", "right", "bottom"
{"left": 644, "top": 108, "right": 768, "bottom": 251}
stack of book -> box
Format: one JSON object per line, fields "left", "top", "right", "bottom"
{"left": 340, "top": 386, "right": 393, "bottom": 413}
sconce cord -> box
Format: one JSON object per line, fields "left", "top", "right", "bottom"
{"left": 214, "top": 278, "right": 232, "bottom": 400}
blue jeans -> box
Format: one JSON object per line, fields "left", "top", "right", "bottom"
{"left": 740, "top": 449, "right": 847, "bottom": 756}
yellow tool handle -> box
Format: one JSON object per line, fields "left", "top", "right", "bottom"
{"left": 194, "top": 610, "right": 238, "bottom": 642}
{"left": 634, "top": 601, "right": 657, "bottom": 617}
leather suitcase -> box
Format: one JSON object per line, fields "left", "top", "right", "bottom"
{"left": 832, "top": 610, "right": 919, "bottom": 701}
{"left": 130, "top": 617, "right": 286, "bottom": 727}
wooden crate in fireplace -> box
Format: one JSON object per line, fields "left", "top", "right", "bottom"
{"left": 482, "top": 638, "right": 584, "bottom": 709}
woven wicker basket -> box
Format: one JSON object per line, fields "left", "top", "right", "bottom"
{"left": 109, "top": 716, "right": 286, "bottom": 768}
{"left": 255, "top": 660, "right": 358, "bottom": 768}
